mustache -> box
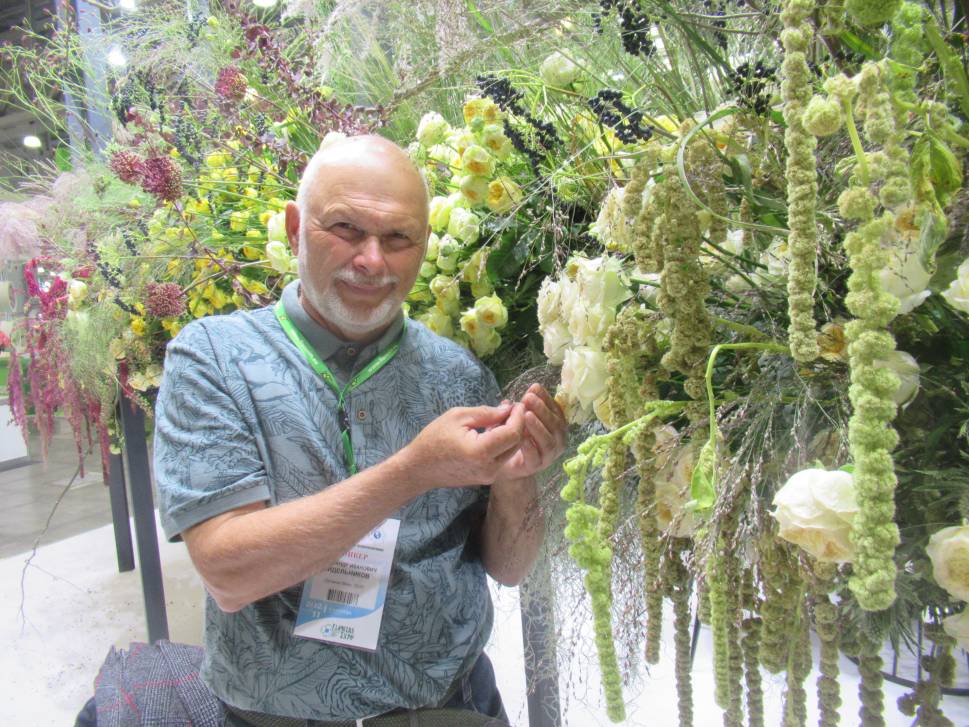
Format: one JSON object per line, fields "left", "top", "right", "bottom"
{"left": 333, "top": 269, "right": 400, "bottom": 287}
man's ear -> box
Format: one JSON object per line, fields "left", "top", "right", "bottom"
{"left": 285, "top": 201, "right": 301, "bottom": 255}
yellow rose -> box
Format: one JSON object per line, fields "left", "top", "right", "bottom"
{"left": 486, "top": 177, "right": 522, "bottom": 213}
{"left": 458, "top": 175, "right": 489, "bottom": 207}
{"left": 473, "top": 294, "right": 508, "bottom": 328}
{"left": 463, "top": 96, "right": 502, "bottom": 126}
{"left": 461, "top": 145, "right": 495, "bottom": 177}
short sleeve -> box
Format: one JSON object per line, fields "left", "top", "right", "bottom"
{"left": 154, "top": 321, "right": 271, "bottom": 541}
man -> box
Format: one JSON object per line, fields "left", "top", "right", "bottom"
{"left": 152, "top": 135, "right": 567, "bottom": 724}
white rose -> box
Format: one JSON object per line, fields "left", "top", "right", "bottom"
{"left": 942, "top": 257, "right": 969, "bottom": 315}
{"left": 880, "top": 244, "right": 932, "bottom": 315}
{"left": 647, "top": 429, "right": 699, "bottom": 537}
{"left": 447, "top": 207, "right": 480, "bottom": 244}
{"left": 541, "top": 319, "right": 571, "bottom": 365}
{"left": 926, "top": 525, "right": 969, "bottom": 602}
{"left": 723, "top": 228, "right": 745, "bottom": 257}
{"left": 588, "top": 187, "right": 630, "bottom": 252}
{"left": 873, "top": 350, "right": 920, "bottom": 406}
{"left": 573, "top": 255, "right": 631, "bottom": 309}
{"left": 537, "top": 278, "right": 562, "bottom": 327}
{"left": 634, "top": 271, "right": 661, "bottom": 304}
{"left": 416, "top": 111, "right": 450, "bottom": 147}
{"left": 425, "top": 232, "right": 441, "bottom": 261}
{"left": 560, "top": 346, "right": 608, "bottom": 414}
{"left": 943, "top": 610, "right": 969, "bottom": 651}
{"left": 762, "top": 238, "right": 790, "bottom": 278}
{"left": 540, "top": 51, "right": 580, "bottom": 88}
{"left": 428, "top": 195, "right": 454, "bottom": 232}
{"left": 265, "top": 240, "right": 292, "bottom": 274}
{"left": 68, "top": 279, "right": 88, "bottom": 308}
{"left": 428, "top": 143, "right": 459, "bottom": 167}
{"left": 266, "top": 211, "right": 287, "bottom": 243}
{"left": 568, "top": 302, "right": 615, "bottom": 348}
{"left": 772, "top": 468, "right": 858, "bottom": 563}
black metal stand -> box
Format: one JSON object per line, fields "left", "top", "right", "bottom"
{"left": 519, "top": 557, "right": 562, "bottom": 727}
{"left": 107, "top": 448, "right": 135, "bottom": 573}
{"left": 119, "top": 397, "right": 169, "bottom": 643}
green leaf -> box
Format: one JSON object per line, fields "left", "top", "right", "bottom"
{"left": 918, "top": 208, "right": 948, "bottom": 271}
{"left": 928, "top": 135, "right": 962, "bottom": 206}
{"left": 839, "top": 464, "right": 855, "bottom": 474}
{"left": 690, "top": 437, "right": 717, "bottom": 511}
{"left": 54, "top": 145, "right": 73, "bottom": 171}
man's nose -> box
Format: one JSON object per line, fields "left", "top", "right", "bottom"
{"left": 353, "top": 235, "right": 386, "bottom": 274}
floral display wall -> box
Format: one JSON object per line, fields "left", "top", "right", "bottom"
{"left": 3, "top": 0, "right": 969, "bottom": 724}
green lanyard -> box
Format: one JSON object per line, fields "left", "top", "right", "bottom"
{"left": 274, "top": 301, "right": 402, "bottom": 475}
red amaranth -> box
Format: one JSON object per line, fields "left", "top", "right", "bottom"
{"left": 215, "top": 66, "right": 248, "bottom": 101}
{"left": 145, "top": 282, "right": 186, "bottom": 318}
{"left": 109, "top": 150, "right": 145, "bottom": 184}
{"left": 140, "top": 156, "right": 183, "bottom": 202}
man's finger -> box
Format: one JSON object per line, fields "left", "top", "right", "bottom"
{"left": 456, "top": 403, "right": 513, "bottom": 429}
{"left": 523, "top": 388, "right": 567, "bottom": 445}
{"left": 523, "top": 410, "right": 555, "bottom": 460}
{"left": 476, "top": 403, "right": 525, "bottom": 459}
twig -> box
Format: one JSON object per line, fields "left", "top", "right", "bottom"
{"left": 18, "top": 463, "right": 82, "bottom": 633}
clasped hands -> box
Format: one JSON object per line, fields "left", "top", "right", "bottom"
{"left": 405, "top": 383, "right": 569, "bottom": 489}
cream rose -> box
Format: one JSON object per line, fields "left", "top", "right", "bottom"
{"left": 880, "top": 243, "right": 932, "bottom": 315}
{"left": 873, "top": 350, "right": 920, "bottom": 406}
{"left": 266, "top": 211, "right": 287, "bottom": 243}
{"left": 447, "top": 207, "right": 480, "bottom": 244}
{"left": 572, "top": 255, "right": 631, "bottom": 309}
{"left": 265, "top": 240, "right": 292, "bottom": 274}
{"left": 540, "top": 51, "right": 580, "bottom": 88}
{"left": 568, "top": 302, "right": 615, "bottom": 348}
{"left": 559, "top": 346, "right": 608, "bottom": 416}
{"left": 537, "top": 278, "right": 562, "bottom": 327}
{"left": 541, "top": 319, "right": 570, "bottom": 365}
{"left": 772, "top": 468, "right": 859, "bottom": 563}
{"left": 942, "top": 257, "right": 969, "bottom": 314}
{"left": 943, "top": 610, "right": 969, "bottom": 651}
{"left": 926, "top": 525, "right": 969, "bottom": 602}
{"left": 416, "top": 111, "right": 450, "bottom": 147}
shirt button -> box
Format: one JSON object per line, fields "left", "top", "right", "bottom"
{"left": 346, "top": 346, "right": 357, "bottom": 357}
{"left": 357, "top": 409, "right": 367, "bottom": 421}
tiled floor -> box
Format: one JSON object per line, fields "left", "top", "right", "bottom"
{"left": 0, "top": 430, "right": 110, "bottom": 558}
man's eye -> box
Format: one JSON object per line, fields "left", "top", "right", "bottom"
{"left": 385, "top": 234, "right": 413, "bottom": 250}
{"left": 332, "top": 223, "right": 361, "bottom": 237}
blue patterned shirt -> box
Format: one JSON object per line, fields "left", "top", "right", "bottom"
{"left": 154, "top": 282, "right": 500, "bottom": 720}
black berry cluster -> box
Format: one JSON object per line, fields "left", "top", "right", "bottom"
{"left": 727, "top": 60, "right": 776, "bottom": 115}
{"left": 704, "top": 0, "right": 729, "bottom": 50}
{"left": 589, "top": 89, "right": 652, "bottom": 143}
{"left": 476, "top": 75, "right": 560, "bottom": 149}
{"left": 597, "top": 0, "right": 655, "bottom": 59}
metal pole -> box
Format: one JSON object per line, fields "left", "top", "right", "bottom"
{"left": 519, "top": 555, "right": 562, "bottom": 727}
{"left": 119, "top": 395, "right": 169, "bottom": 643}
{"left": 107, "top": 446, "right": 135, "bottom": 572}
{"left": 72, "top": 0, "right": 113, "bottom": 155}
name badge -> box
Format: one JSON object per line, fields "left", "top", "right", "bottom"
{"left": 294, "top": 518, "right": 401, "bottom": 652}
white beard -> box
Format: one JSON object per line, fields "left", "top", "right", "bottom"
{"left": 298, "top": 244, "right": 402, "bottom": 339}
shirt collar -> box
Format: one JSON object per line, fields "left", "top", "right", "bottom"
{"left": 280, "top": 279, "right": 404, "bottom": 366}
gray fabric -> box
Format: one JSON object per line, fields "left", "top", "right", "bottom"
{"left": 153, "top": 291, "right": 501, "bottom": 721}
{"left": 91, "top": 641, "right": 223, "bottom": 727}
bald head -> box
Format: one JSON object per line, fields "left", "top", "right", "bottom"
{"left": 284, "top": 133, "right": 432, "bottom": 342}
{"left": 296, "top": 134, "right": 429, "bottom": 227}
